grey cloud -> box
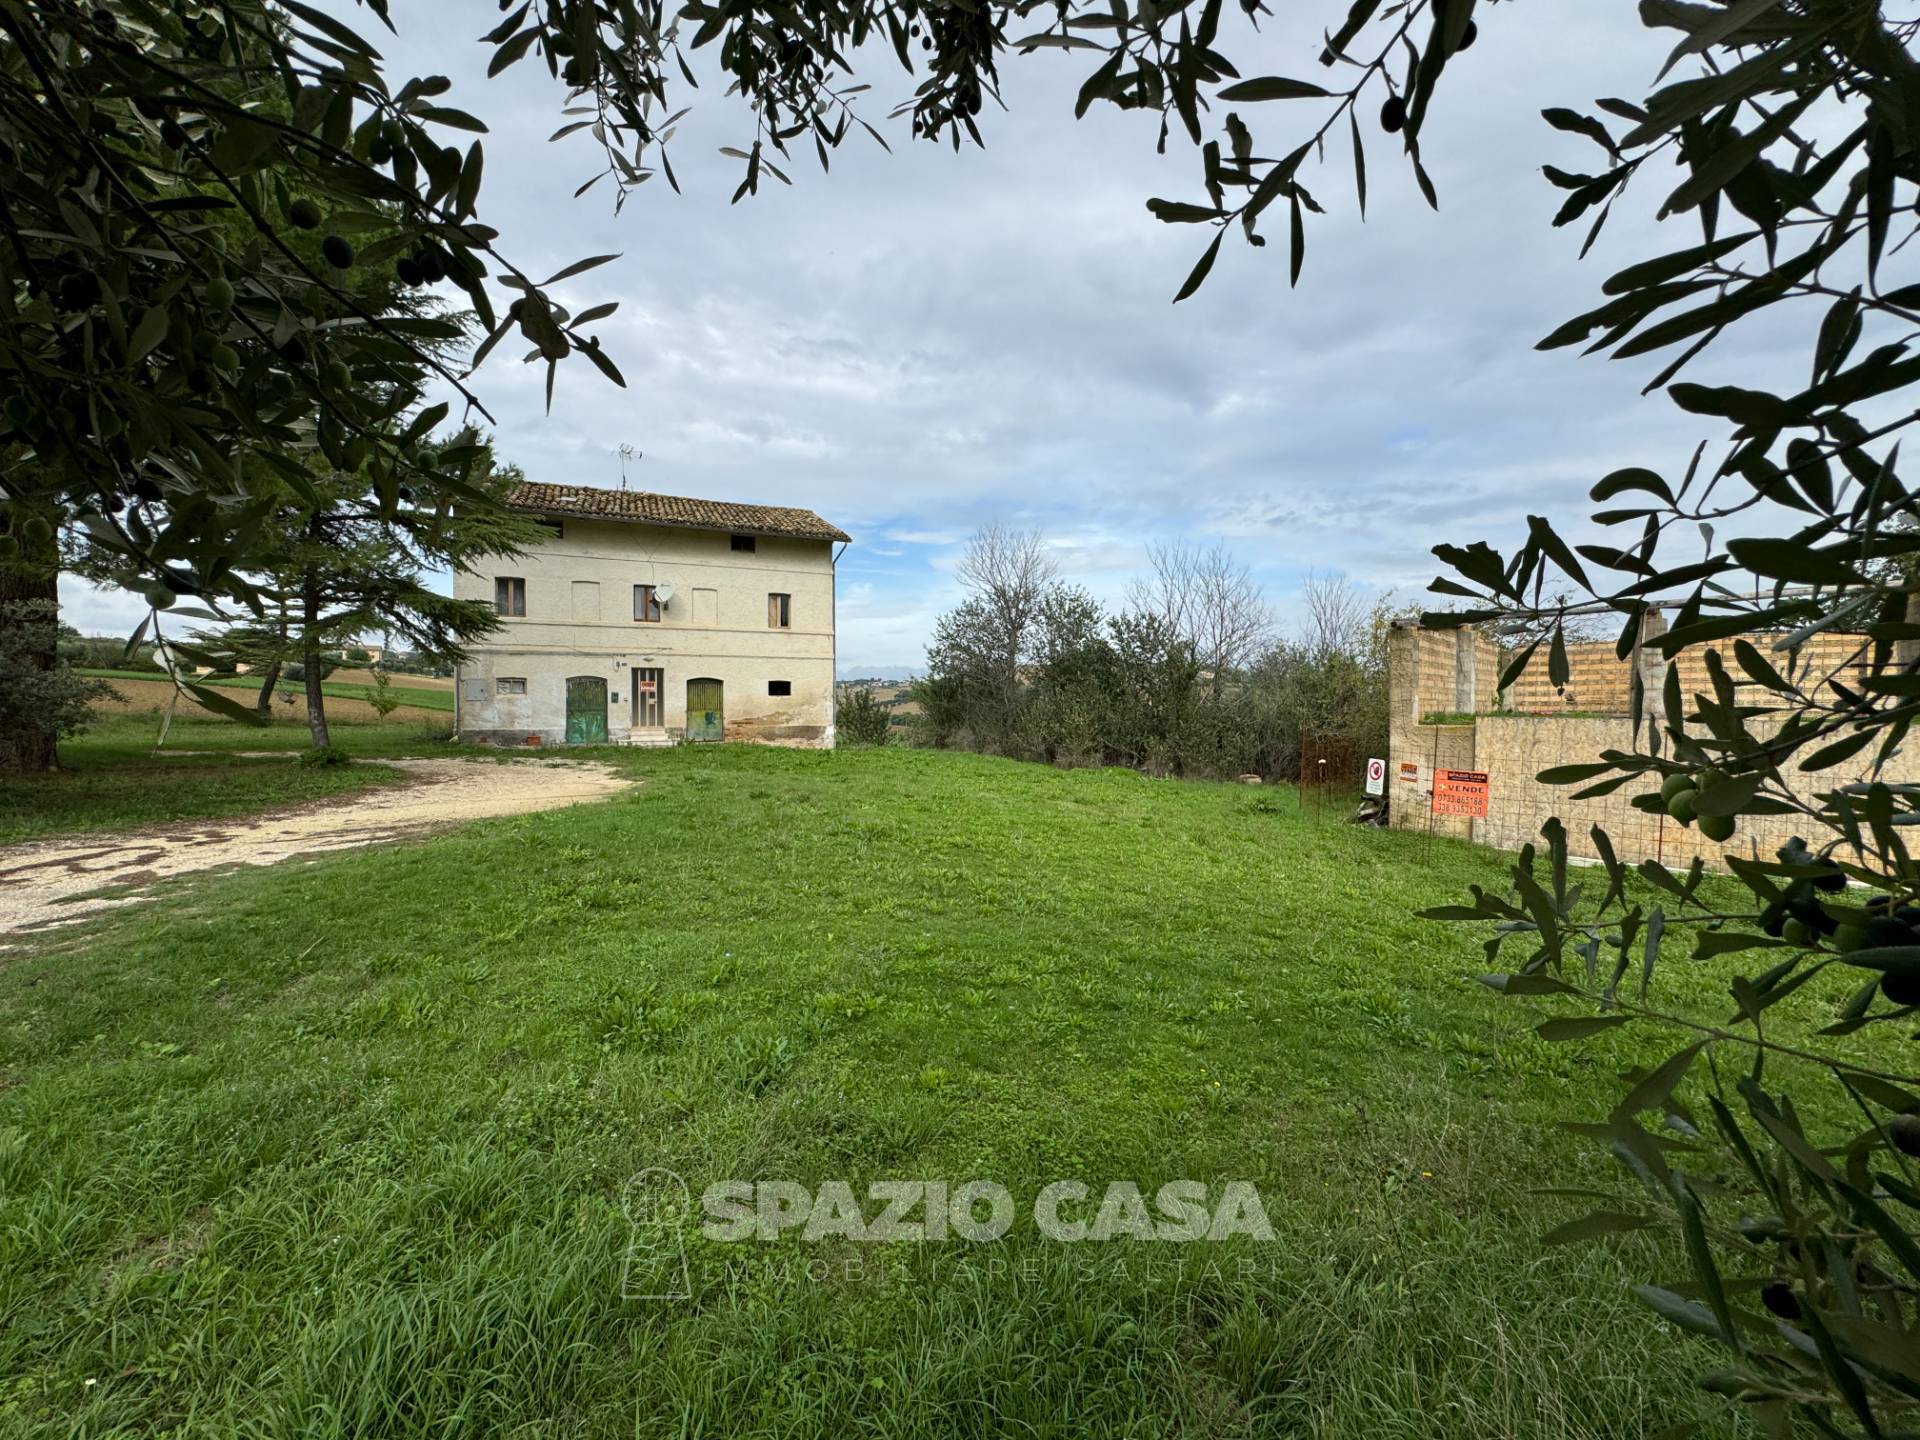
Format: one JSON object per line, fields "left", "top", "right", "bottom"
{"left": 67, "top": 3, "right": 1784, "bottom": 677}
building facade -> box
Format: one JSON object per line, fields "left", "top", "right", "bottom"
{"left": 453, "top": 483, "right": 850, "bottom": 748}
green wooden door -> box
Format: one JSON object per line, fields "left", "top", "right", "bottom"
{"left": 685, "top": 678, "right": 723, "bottom": 742}
{"left": 565, "top": 676, "right": 608, "bottom": 744}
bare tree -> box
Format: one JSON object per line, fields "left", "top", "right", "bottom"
{"left": 956, "top": 523, "right": 1058, "bottom": 678}
{"left": 1297, "top": 572, "right": 1369, "bottom": 661}
{"left": 1128, "top": 541, "right": 1197, "bottom": 650}
{"left": 1129, "top": 540, "right": 1270, "bottom": 689}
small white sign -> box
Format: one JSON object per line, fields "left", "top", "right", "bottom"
{"left": 1364, "top": 757, "right": 1386, "bottom": 796}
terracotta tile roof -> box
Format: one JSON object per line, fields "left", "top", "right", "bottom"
{"left": 504, "top": 481, "right": 851, "bottom": 543}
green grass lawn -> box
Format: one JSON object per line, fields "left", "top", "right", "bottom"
{"left": 0, "top": 714, "right": 456, "bottom": 846}
{"left": 77, "top": 668, "right": 457, "bottom": 713}
{"left": 0, "top": 744, "right": 1867, "bottom": 1436}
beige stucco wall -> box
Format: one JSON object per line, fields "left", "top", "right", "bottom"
{"left": 452, "top": 518, "right": 838, "bottom": 746}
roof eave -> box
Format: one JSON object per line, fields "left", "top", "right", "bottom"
{"left": 506, "top": 502, "right": 849, "bottom": 545}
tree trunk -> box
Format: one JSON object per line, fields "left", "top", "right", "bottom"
{"left": 253, "top": 657, "right": 283, "bottom": 715}
{"left": 301, "top": 569, "right": 331, "bottom": 749}
{"left": 0, "top": 516, "right": 61, "bottom": 774}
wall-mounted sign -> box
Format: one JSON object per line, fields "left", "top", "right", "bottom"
{"left": 1433, "top": 769, "right": 1490, "bottom": 818}
{"left": 1398, "top": 762, "right": 1420, "bottom": 785}
{"left": 1364, "top": 757, "right": 1386, "bottom": 796}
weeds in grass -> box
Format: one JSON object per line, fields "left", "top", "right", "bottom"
{"left": 0, "top": 745, "right": 1824, "bottom": 1436}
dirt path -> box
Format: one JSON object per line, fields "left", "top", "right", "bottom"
{"left": 0, "top": 758, "right": 633, "bottom": 940}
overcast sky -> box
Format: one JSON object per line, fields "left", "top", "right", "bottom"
{"left": 64, "top": 3, "right": 1807, "bottom": 675}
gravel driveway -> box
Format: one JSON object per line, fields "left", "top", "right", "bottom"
{"left": 0, "top": 757, "right": 633, "bottom": 940}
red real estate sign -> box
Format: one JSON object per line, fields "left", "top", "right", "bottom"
{"left": 1432, "top": 769, "right": 1489, "bottom": 818}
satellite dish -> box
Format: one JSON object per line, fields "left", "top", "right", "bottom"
{"left": 654, "top": 584, "right": 675, "bottom": 605}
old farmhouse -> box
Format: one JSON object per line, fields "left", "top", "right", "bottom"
{"left": 452, "top": 483, "right": 851, "bottom": 747}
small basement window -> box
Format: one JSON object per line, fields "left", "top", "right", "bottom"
{"left": 768, "top": 680, "right": 792, "bottom": 697}
{"left": 730, "top": 533, "right": 757, "bottom": 553}
{"left": 497, "top": 677, "right": 527, "bottom": 695}
{"left": 495, "top": 577, "right": 526, "bottom": 616}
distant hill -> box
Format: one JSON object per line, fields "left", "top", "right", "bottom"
{"left": 835, "top": 677, "right": 921, "bottom": 721}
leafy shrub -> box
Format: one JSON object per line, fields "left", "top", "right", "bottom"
{"left": 298, "top": 745, "right": 351, "bottom": 767}
{"left": 56, "top": 634, "right": 164, "bottom": 672}
{"left": 918, "top": 580, "right": 1390, "bottom": 781}
{"left": 838, "top": 688, "right": 892, "bottom": 745}
{"left": 2, "top": 602, "right": 116, "bottom": 770}
{"left": 364, "top": 668, "right": 401, "bottom": 720}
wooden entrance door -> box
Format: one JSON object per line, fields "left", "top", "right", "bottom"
{"left": 685, "top": 677, "right": 723, "bottom": 742}
{"left": 565, "top": 675, "right": 608, "bottom": 743}
{"left": 631, "top": 667, "right": 663, "bottom": 728}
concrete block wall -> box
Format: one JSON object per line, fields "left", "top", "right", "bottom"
{"left": 1504, "top": 631, "right": 1873, "bottom": 715}
{"left": 1387, "top": 619, "right": 1915, "bottom": 870}
{"left": 1475, "top": 712, "right": 1920, "bottom": 871}
{"left": 1386, "top": 622, "right": 1501, "bottom": 841}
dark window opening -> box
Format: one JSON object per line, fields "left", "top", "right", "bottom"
{"left": 768, "top": 680, "right": 792, "bottom": 697}
{"left": 495, "top": 577, "right": 526, "bottom": 617}
{"left": 730, "top": 534, "right": 757, "bottom": 553}
{"left": 535, "top": 519, "right": 564, "bottom": 538}
{"left": 633, "top": 584, "right": 661, "bottom": 623}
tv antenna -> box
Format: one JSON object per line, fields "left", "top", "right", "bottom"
{"left": 616, "top": 443, "right": 643, "bottom": 490}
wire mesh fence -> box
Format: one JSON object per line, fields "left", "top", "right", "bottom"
{"left": 1298, "top": 732, "right": 1366, "bottom": 822}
